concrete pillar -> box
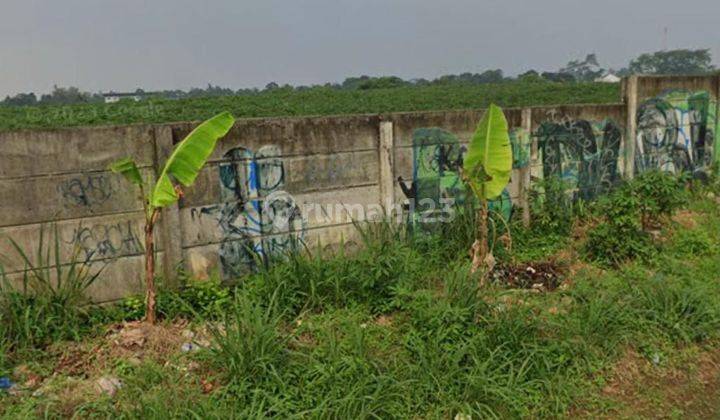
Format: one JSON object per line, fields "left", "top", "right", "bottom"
{"left": 378, "top": 121, "right": 395, "bottom": 212}
{"left": 623, "top": 75, "right": 639, "bottom": 178}
{"left": 519, "top": 108, "right": 532, "bottom": 227}
{"left": 153, "top": 125, "right": 184, "bottom": 287}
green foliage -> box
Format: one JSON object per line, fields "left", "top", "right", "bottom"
{"left": 112, "top": 112, "right": 234, "bottom": 210}
{"left": 4, "top": 178, "right": 720, "bottom": 418}
{"left": 117, "top": 295, "right": 145, "bottom": 321}
{"left": 529, "top": 176, "right": 575, "bottom": 236}
{"left": 108, "top": 157, "right": 143, "bottom": 186}
{"left": 0, "top": 224, "right": 101, "bottom": 350}
{"left": 585, "top": 222, "right": 655, "bottom": 267}
{"left": 150, "top": 112, "right": 234, "bottom": 207}
{"left": 0, "top": 82, "right": 619, "bottom": 131}
{"left": 629, "top": 49, "right": 716, "bottom": 75}
{"left": 584, "top": 182, "right": 654, "bottom": 266}
{"left": 559, "top": 53, "right": 604, "bottom": 81}
{"left": 205, "top": 291, "right": 288, "bottom": 385}
{"left": 464, "top": 104, "right": 512, "bottom": 199}
{"left": 117, "top": 278, "right": 232, "bottom": 321}
{"left": 632, "top": 170, "right": 687, "bottom": 228}
{"left": 0, "top": 195, "right": 720, "bottom": 418}
{"left": 584, "top": 171, "right": 686, "bottom": 266}
{"left": 668, "top": 228, "right": 712, "bottom": 257}
{"left": 241, "top": 223, "right": 428, "bottom": 316}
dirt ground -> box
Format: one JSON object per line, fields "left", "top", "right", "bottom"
{"left": 575, "top": 345, "right": 720, "bottom": 419}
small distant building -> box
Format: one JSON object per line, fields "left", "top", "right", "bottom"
{"left": 594, "top": 73, "right": 621, "bottom": 83}
{"left": 102, "top": 91, "right": 156, "bottom": 103}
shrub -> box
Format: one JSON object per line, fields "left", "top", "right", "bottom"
{"left": 584, "top": 181, "right": 653, "bottom": 266}
{"left": 631, "top": 170, "right": 687, "bottom": 229}
{"left": 529, "top": 176, "right": 574, "bottom": 236}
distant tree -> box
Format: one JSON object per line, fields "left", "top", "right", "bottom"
{"left": 341, "top": 76, "right": 371, "bottom": 90}
{"left": 264, "top": 82, "right": 280, "bottom": 91}
{"left": 358, "top": 76, "right": 407, "bottom": 90}
{"left": 476, "top": 69, "right": 504, "bottom": 83}
{"left": 628, "top": 49, "right": 715, "bottom": 75}
{"left": 2, "top": 92, "right": 38, "bottom": 106}
{"left": 541, "top": 72, "right": 575, "bottom": 83}
{"left": 518, "top": 70, "right": 544, "bottom": 83}
{"left": 39, "top": 85, "right": 94, "bottom": 105}
{"left": 429, "top": 70, "right": 504, "bottom": 85}
{"left": 559, "top": 54, "right": 605, "bottom": 81}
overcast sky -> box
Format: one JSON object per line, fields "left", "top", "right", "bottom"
{"left": 0, "top": 0, "right": 718, "bottom": 97}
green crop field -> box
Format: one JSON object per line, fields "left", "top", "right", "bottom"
{"left": 0, "top": 81, "right": 619, "bottom": 131}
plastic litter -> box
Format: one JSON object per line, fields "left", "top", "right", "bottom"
{"left": 0, "top": 377, "right": 14, "bottom": 390}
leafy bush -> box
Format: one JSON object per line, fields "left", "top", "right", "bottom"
{"left": 632, "top": 170, "right": 687, "bottom": 229}
{"left": 118, "top": 277, "right": 233, "bottom": 321}
{"left": 584, "top": 171, "right": 686, "bottom": 266}
{"left": 584, "top": 183, "right": 653, "bottom": 265}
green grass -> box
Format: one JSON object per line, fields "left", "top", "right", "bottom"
{"left": 0, "top": 81, "right": 619, "bottom": 131}
{"left": 2, "top": 187, "right": 719, "bottom": 417}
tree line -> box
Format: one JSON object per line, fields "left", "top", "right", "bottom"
{"left": 1, "top": 49, "right": 716, "bottom": 107}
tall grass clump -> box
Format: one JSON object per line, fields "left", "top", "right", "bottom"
{"left": 0, "top": 224, "right": 102, "bottom": 351}
{"left": 205, "top": 290, "right": 288, "bottom": 388}
{"left": 240, "top": 219, "right": 433, "bottom": 317}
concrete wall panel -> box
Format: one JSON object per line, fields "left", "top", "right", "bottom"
{"left": 0, "top": 125, "right": 155, "bottom": 179}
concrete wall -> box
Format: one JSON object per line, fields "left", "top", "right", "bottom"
{"left": 0, "top": 75, "right": 717, "bottom": 302}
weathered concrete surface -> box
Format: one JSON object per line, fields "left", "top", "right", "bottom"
{"left": 0, "top": 212, "right": 150, "bottom": 274}
{"left": 169, "top": 114, "right": 379, "bottom": 162}
{"left": 183, "top": 223, "right": 361, "bottom": 280}
{"left": 387, "top": 108, "right": 523, "bottom": 147}
{"left": 180, "top": 151, "right": 379, "bottom": 207}
{"left": 0, "top": 125, "right": 155, "bottom": 179}
{"left": 4, "top": 252, "right": 152, "bottom": 303}
{"left": 529, "top": 103, "right": 627, "bottom": 131}
{"left": 0, "top": 169, "right": 152, "bottom": 227}
{"left": 179, "top": 185, "right": 379, "bottom": 248}
{"left": 636, "top": 75, "right": 720, "bottom": 103}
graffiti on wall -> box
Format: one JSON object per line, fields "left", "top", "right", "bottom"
{"left": 65, "top": 220, "right": 143, "bottom": 260}
{"left": 194, "top": 145, "right": 305, "bottom": 279}
{"left": 534, "top": 119, "right": 622, "bottom": 200}
{"left": 511, "top": 128, "right": 531, "bottom": 170}
{"left": 397, "top": 128, "right": 521, "bottom": 225}
{"left": 58, "top": 174, "right": 115, "bottom": 208}
{"left": 636, "top": 90, "right": 718, "bottom": 178}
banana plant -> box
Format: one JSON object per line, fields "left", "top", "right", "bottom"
{"left": 110, "top": 112, "right": 235, "bottom": 323}
{"left": 462, "top": 104, "right": 512, "bottom": 281}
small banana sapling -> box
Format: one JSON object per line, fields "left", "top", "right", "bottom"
{"left": 461, "top": 104, "right": 512, "bottom": 283}
{"left": 110, "top": 112, "right": 235, "bottom": 323}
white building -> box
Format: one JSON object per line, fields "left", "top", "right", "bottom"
{"left": 102, "top": 92, "right": 155, "bottom": 103}
{"left": 594, "top": 73, "right": 621, "bottom": 83}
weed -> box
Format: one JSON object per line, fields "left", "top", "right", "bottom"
{"left": 0, "top": 224, "right": 102, "bottom": 351}
{"left": 205, "top": 290, "right": 288, "bottom": 386}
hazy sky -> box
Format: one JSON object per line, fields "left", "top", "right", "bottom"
{"left": 1, "top": 0, "right": 718, "bottom": 97}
